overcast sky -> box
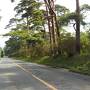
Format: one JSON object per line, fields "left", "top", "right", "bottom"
{"left": 0, "top": 0, "right": 90, "bottom": 48}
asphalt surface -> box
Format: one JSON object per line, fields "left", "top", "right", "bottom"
{"left": 0, "top": 57, "right": 90, "bottom": 90}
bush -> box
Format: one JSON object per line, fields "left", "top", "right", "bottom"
{"left": 1, "top": 51, "right": 4, "bottom": 57}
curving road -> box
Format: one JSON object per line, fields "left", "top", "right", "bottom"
{"left": 0, "top": 57, "right": 90, "bottom": 90}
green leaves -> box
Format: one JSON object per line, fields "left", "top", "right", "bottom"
{"left": 80, "top": 4, "right": 90, "bottom": 11}
{"left": 55, "top": 4, "right": 69, "bottom": 15}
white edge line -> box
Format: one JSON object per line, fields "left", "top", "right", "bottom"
{"left": 15, "top": 63, "right": 58, "bottom": 90}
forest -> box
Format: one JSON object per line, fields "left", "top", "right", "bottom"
{"left": 3, "top": 0, "right": 90, "bottom": 75}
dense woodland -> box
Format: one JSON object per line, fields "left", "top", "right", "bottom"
{"left": 3, "top": 0, "right": 90, "bottom": 74}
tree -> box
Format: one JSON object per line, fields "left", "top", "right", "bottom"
{"left": 55, "top": 4, "right": 69, "bottom": 16}
{"left": 4, "top": 36, "right": 21, "bottom": 57}
{"left": 44, "top": 0, "right": 61, "bottom": 56}
{"left": 1, "top": 50, "right": 4, "bottom": 57}
{"left": 75, "top": 0, "right": 80, "bottom": 54}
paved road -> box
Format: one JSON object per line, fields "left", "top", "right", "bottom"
{"left": 0, "top": 58, "right": 90, "bottom": 90}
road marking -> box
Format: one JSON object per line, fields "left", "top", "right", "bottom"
{"left": 15, "top": 63, "right": 58, "bottom": 90}
{"left": 0, "top": 73, "right": 16, "bottom": 76}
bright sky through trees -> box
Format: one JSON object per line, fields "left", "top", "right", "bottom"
{"left": 0, "top": 0, "right": 90, "bottom": 48}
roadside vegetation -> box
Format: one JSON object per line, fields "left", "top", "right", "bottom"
{"left": 3, "top": 0, "right": 90, "bottom": 75}
{"left": 37, "top": 55, "right": 90, "bottom": 75}
{"left": 0, "top": 48, "right": 4, "bottom": 58}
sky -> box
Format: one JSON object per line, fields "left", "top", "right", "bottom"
{"left": 0, "top": 0, "right": 19, "bottom": 48}
{"left": 0, "top": 0, "right": 90, "bottom": 48}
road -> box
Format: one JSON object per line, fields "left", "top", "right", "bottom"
{"left": 0, "top": 57, "right": 90, "bottom": 90}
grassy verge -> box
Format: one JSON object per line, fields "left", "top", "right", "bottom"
{"left": 14, "top": 55, "right": 90, "bottom": 75}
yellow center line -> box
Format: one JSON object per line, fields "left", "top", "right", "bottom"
{"left": 14, "top": 63, "right": 58, "bottom": 90}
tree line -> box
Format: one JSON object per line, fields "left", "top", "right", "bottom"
{"left": 4, "top": 0, "right": 90, "bottom": 58}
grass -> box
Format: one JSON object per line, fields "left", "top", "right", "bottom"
{"left": 34, "top": 55, "right": 90, "bottom": 75}
{"left": 14, "top": 54, "right": 90, "bottom": 75}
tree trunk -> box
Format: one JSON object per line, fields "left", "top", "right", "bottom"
{"left": 44, "top": 0, "right": 61, "bottom": 56}
{"left": 76, "top": 0, "right": 80, "bottom": 54}
{"left": 45, "top": 5, "right": 53, "bottom": 55}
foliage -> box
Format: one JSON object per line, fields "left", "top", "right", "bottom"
{"left": 35, "top": 55, "right": 90, "bottom": 75}
{"left": 80, "top": 31, "right": 90, "bottom": 54}
{"left": 55, "top": 4, "right": 69, "bottom": 15}
{"left": 80, "top": 4, "right": 90, "bottom": 12}
{"left": 1, "top": 51, "right": 4, "bottom": 57}
{"left": 4, "top": 0, "right": 90, "bottom": 75}
{"left": 61, "top": 32, "right": 75, "bottom": 57}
